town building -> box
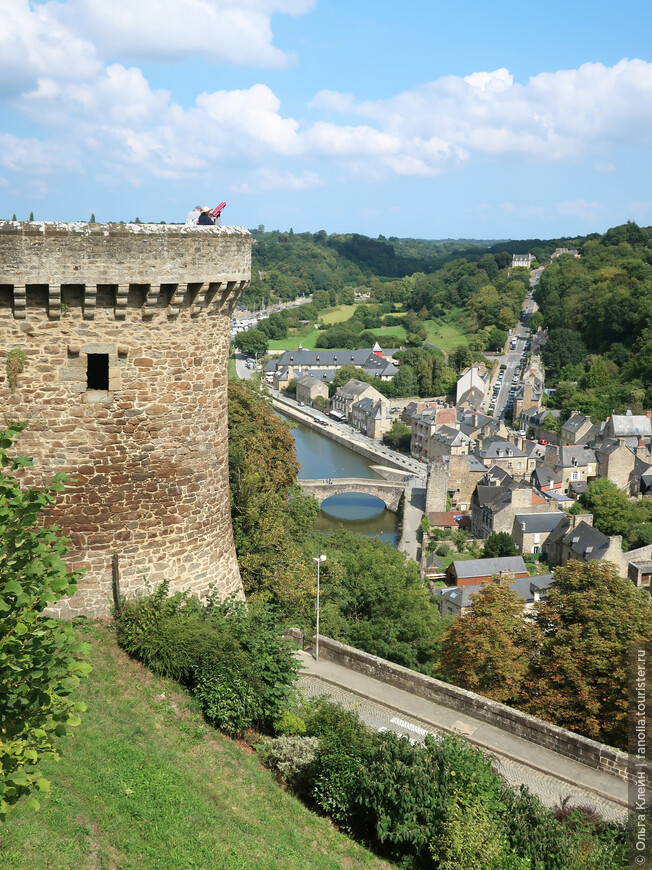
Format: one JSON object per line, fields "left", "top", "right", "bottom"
{"left": 295, "top": 373, "right": 329, "bottom": 406}
{"left": 447, "top": 555, "right": 529, "bottom": 586}
{"left": 437, "top": 574, "right": 553, "bottom": 618}
{"left": 350, "top": 397, "right": 392, "bottom": 440}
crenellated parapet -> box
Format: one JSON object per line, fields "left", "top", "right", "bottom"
{"left": 0, "top": 221, "right": 250, "bottom": 320}
{"left": 0, "top": 221, "right": 251, "bottom": 618}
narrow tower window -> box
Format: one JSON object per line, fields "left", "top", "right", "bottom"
{"left": 87, "top": 353, "right": 109, "bottom": 390}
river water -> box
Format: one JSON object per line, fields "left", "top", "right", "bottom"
{"left": 284, "top": 418, "right": 398, "bottom": 546}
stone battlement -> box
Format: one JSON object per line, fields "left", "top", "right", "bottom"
{"left": 0, "top": 221, "right": 251, "bottom": 319}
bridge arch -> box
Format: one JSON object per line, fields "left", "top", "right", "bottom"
{"left": 298, "top": 478, "right": 405, "bottom": 513}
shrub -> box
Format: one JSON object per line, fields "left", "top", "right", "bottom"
{"left": 273, "top": 710, "right": 306, "bottom": 736}
{"left": 0, "top": 424, "right": 91, "bottom": 821}
{"left": 258, "top": 735, "right": 319, "bottom": 788}
{"left": 116, "top": 585, "right": 299, "bottom": 737}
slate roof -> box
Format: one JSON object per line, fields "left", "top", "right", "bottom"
{"left": 480, "top": 438, "right": 526, "bottom": 459}
{"left": 515, "top": 513, "right": 565, "bottom": 534}
{"left": 450, "top": 555, "right": 528, "bottom": 580}
{"left": 335, "top": 379, "right": 376, "bottom": 400}
{"left": 611, "top": 413, "right": 652, "bottom": 438}
{"left": 562, "top": 520, "right": 610, "bottom": 559}
{"left": 296, "top": 373, "right": 322, "bottom": 388}
{"left": 562, "top": 413, "right": 591, "bottom": 434}
{"left": 556, "top": 446, "right": 596, "bottom": 468}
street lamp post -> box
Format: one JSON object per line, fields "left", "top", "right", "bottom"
{"left": 312, "top": 554, "right": 326, "bottom": 660}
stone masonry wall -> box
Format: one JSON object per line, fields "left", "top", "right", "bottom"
{"left": 316, "top": 635, "right": 638, "bottom": 784}
{"left": 0, "top": 222, "right": 251, "bottom": 617}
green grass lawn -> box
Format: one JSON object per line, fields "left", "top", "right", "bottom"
{"left": 423, "top": 319, "right": 468, "bottom": 353}
{"left": 1, "top": 624, "right": 392, "bottom": 870}
{"left": 319, "top": 304, "right": 358, "bottom": 324}
{"left": 365, "top": 325, "right": 408, "bottom": 344}
{"left": 267, "top": 328, "right": 321, "bottom": 351}
{"left": 228, "top": 357, "right": 239, "bottom": 380}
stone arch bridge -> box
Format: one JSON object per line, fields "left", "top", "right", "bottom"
{"left": 299, "top": 478, "right": 406, "bottom": 513}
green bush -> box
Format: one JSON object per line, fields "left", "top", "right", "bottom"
{"left": 0, "top": 424, "right": 91, "bottom": 821}
{"left": 258, "top": 735, "right": 319, "bottom": 788}
{"left": 116, "top": 585, "right": 299, "bottom": 736}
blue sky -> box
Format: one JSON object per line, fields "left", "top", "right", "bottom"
{"left": 1, "top": 0, "right": 651, "bottom": 239}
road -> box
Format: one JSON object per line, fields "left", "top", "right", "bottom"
{"left": 297, "top": 651, "right": 628, "bottom": 822}
{"left": 490, "top": 271, "right": 541, "bottom": 420}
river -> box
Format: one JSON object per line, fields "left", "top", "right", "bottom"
{"left": 284, "top": 418, "right": 398, "bottom": 546}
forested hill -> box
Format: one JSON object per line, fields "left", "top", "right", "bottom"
{"left": 535, "top": 221, "right": 652, "bottom": 417}
{"left": 246, "top": 228, "right": 494, "bottom": 305}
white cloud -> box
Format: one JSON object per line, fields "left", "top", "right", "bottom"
{"left": 594, "top": 161, "right": 616, "bottom": 173}
{"left": 46, "top": 0, "right": 314, "bottom": 68}
{"left": 2, "top": 2, "right": 652, "bottom": 193}
{"left": 233, "top": 167, "right": 323, "bottom": 193}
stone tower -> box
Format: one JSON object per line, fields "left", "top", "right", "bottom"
{"left": 0, "top": 221, "right": 251, "bottom": 617}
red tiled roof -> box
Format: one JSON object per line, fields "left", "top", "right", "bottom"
{"left": 428, "top": 512, "right": 472, "bottom": 528}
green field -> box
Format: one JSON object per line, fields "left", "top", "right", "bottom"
{"left": 1, "top": 624, "right": 391, "bottom": 870}
{"left": 423, "top": 319, "right": 468, "bottom": 353}
{"left": 366, "top": 325, "right": 408, "bottom": 344}
{"left": 267, "top": 328, "right": 321, "bottom": 350}
{"left": 319, "top": 304, "right": 358, "bottom": 324}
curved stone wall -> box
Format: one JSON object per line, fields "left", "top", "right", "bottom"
{"left": 0, "top": 221, "right": 251, "bottom": 617}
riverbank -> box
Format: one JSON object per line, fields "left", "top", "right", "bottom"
{"left": 270, "top": 393, "right": 425, "bottom": 476}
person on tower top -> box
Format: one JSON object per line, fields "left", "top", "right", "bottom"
{"left": 197, "top": 207, "right": 214, "bottom": 226}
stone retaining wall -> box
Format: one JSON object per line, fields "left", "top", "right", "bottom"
{"left": 316, "top": 635, "right": 636, "bottom": 783}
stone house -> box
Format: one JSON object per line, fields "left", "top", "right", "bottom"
{"left": 410, "top": 405, "right": 458, "bottom": 462}
{"left": 544, "top": 515, "right": 652, "bottom": 580}
{"left": 603, "top": 410, "right": 652, "bottom": 443}
{"left": 560, "top": 412, "right": 595, "bottom": 446}
{"left": 350, "top": 397, "right": 392, "bottom": 440}
{"left": 552, "top": 446, "right": 597, "bottom": 493}
{"left": 593, "top": 439, "right": 638, "bottom": 489}
{"left": 295, "top": 372, "right": 329, "bottom": 406}
{"left": 471, "top": 475, "right": 558, "bottom": 540}
{"left": 331, "top": 379, "right": 387, "bottom": 420}
{"left": 447, "top": 555, "right": 529, "bottom": 586}
{"left": 428, "top": 426, "right": 471, "bottom": 461}
{"left": 512, "top": 253, "right": 534, "bottom": 268}
{"left": 518, "top": 407, "right": 561, "bottom": 442}
{"left": 477, "top": 437, "right": 528, "bottom": 479}
{"left": 512, "top": 512, "right": 566, "bottom": 555}
{"left": 437, "top": 573, "right": 553, "bottom": 618}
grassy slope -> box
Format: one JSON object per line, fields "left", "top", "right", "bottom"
{"left": 1, "top": 624, "right": 391, "bottom": 870}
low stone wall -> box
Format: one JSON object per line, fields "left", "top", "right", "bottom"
{"left": 316, "top": 636, "right": 635, "bottom": 783}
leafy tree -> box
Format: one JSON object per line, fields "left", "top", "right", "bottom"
{"left": 528, "top": 310, "right": 544, "bottom": 331}
{"left": 11, "top": 213, "right": 16, "bottom": 221}
{"left": 440, "top": 582, "right": 542, "bottom": 704}
{"left": 483, "top": 531, "right": 517, "bottom": 558}
{"left": 392, "top": 363, "right": 418, "bottom": 397}
{"left": 235, "top": 329, "right": 269, "bottom": 357}
{"left": 227, "top": 383, "right": 318, "bottom": 623}
{"left": 89, "top": 213, "right": 96, "bottom": 223}
{"left": 313, "top": 529, "right": 446, "bottom": 674}
{"left": 488, "top": 327, "right": 508, "bottom": 351}
{"left": 382, "top": 420, "right": 411, "bottom": 453}
{"left": 1, "top": 425, "right": 91, "bottom": 821}
{"left": 541, "top": 329, "right": 588, "bottom": 382}
{"left": 526, "top": 560, "right": 652, "bottom": 747}
{"left": 579, "top": 478, "right": 632, "bottom": 538}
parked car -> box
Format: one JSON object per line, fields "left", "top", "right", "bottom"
{"left": 538, "top": 439, "right": 549, "bottom": 445}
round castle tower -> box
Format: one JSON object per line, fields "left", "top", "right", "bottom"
{"left": 0, "top": 221, "right": 251, "bottom": 617}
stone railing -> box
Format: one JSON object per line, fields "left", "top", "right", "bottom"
{"left": 315, "top": 636, "right": 638, "bottom": 783}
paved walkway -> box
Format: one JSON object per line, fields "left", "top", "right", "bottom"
{"left": 296, "top": 651, "right": 629, "bottom": 821}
